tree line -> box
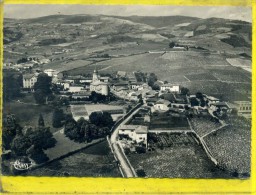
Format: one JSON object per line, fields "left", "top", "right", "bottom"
{"left": 2, "top": 114, "right": 56, "bottom": 168}
{"left": 64, "top": 111, "right": 114, "bottom": 143}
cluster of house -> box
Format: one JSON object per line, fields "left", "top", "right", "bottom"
{"left": 22, "top": 68, "right": 110, "bottom": 99}
{"left": 22, "top": 67, "right": 252, "bottom": 121}
{"left": 4, "top": 56, "right": 50, "bottom": 71}
{"left": 117, "top": 84, "right": 251, "bottom": 148}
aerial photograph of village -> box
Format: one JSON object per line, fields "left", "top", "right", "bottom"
{"left": 1, "top": 5, "right": 252, "bottom": 178}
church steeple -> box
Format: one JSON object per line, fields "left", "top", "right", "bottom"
{"left": 92, "top": 68, "right": 99, "bottom": 82}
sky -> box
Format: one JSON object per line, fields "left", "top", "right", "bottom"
{"left": 4, "top": 4, "right": 252, "bottom": 22}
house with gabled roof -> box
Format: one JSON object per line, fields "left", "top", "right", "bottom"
{"left": 23, "top": 74, "right": 38, "bottom": 89}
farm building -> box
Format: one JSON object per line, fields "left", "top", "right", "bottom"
{"left": 153, "top": 99, "right": 171, "bottom": 112}
{"left": 44, "top": 69, "right": 56, "bottom": 77}
{"left": 71, "top": 91, "right": 91, "bottom": 100}
{"left": 205, "top": 95, "right": 220, "bottom": 105}
{"left": 209, "top": 102, "right": 231, "bottom": 114}
{"left": 128, "top": 91, "right": 141, "bottom": 101}
{"left": 233, "top": 101, "right": 251, "bottom": 119}
{"left": 160, "top": 84, "right": 180, "bottom": 93}
{"left": 68, "top": 85, "right": 85, "bottom": 93}
{"left": 130, "top": 82, "right": 144, "bottom": 90}
{"left": 119, "top": 125, "right": 148, "bottom": 146}
{"left": 112, "top": 82, "right": 129, "bottom": 91}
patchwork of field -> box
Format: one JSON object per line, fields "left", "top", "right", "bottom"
{"left": 65, "top": 50, "right": 251, "bottom": 102}
{"left": 181, "top": 81, "right": 250, "bottom": 101}
{"left": 71, "top": 104, "right": 124, "bottom": 121}
{"left": 128, "top": 133, "right": 231, "bottom": 178}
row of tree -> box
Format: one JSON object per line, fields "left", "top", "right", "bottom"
{"left": 64, "top": 112, "right": 114, "bottom": 143}
{"left": 3, "top": 114, "right": 56, "bottom": 165}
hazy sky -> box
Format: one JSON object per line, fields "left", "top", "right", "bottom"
{"left": 4, "top": 4, "right": 252, "bottom": 22}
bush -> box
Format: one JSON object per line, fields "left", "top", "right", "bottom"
{"left": 124, "top": 148, "right": 131, "bottom": 155}
{"left": 30, "top": 148, "right": 49, "bottom": 164}
{"left": 135, "top": 146, "right": 146, "bottom": 154}
{"left": 136, "top": 169, "right": 146, "bottom": 177}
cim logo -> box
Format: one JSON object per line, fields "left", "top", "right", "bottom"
{"left": 11, "top": 159, "right": 34, "bottom": 171}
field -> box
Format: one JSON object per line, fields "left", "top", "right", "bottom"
{"left": 65, "top": 50, "right": 251, "bottom": 102}
{"left": 23, "top": 140, "right": 121, "bottom": 177}
{"left": 185, "top": 73, "right": 218, "bottom": 81}
{"left": 128, "top": 133, "right": 231, "bottom": 178}
{"left": 149, "top": 112, "right": 189, "bottom": 130}
{"left": 203, "top": 123, "right": 250, "bottom": 176}
{"left": 3, "top": 94, "right": 70, "bottom": 133}
{"left": 43, "top": 59, "right": 93, "bottom": 72}
{"left": 71, "top": 104, "right": 124, "bottom": 121}
{"left": 189, "top": 115, "right": 222, "bottom": 137}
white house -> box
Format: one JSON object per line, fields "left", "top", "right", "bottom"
{"left": 118, "top": 125, "right": 148, "bottom": 147}
{"left": 153, "top": 99, "right": 171, "bottom": 111}
{"left": 130, "top": 82, "right": 143, "bottom": 90}
{"left": 160, "top": 84, "right": 180, "bottom": 93}
{"left": 23, "top": 74, "right": 37, "bottom": 89}
{"left": 68, "top": 85, "right": 85, "bottom": 93}
{"left": 205, "top": 95, "right": 220, "bottom": 105}
{"left": 44, "top": 69, "right": 56, "bottom": 77}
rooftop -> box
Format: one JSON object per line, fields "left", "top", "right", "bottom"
{"left": 23, "top": 74, "right": 36, "bottom": 79}
{"left": 135, "top": 126, "right": 148, "bottom": 134}
{"left": 156, "top": 99, "right": 171, "bottom": 106}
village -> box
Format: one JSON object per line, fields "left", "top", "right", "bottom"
{"left": 2, "top": 56, "right": 252, "bottom": 178}
{"left": 2, "top": 11, "right": 252, "bottom": 178}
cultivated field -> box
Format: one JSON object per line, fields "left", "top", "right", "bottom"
{"left": 203, "top": 117, "right": 251, "bottom": 176}
{"left": 189, "top": 115, "right": 222, "bottom": 137}
{"left": 71, "top": 104, "right": 124, "bottom": 121}
{"left": 128, "top": 133, "right": 231, "bottom": 178}
{"left": 149, "top": 112, "right": 189, "bottom": 130}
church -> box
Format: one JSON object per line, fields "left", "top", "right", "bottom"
{"left": 90, "top": 69, "right": 109, "bottom": 96}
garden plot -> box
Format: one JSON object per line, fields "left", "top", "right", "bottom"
{"left": 71, "top": 104, "right": 124, "bottom": 121}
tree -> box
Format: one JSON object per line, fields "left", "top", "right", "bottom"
{"left": 2, "top": 114, "right": 22, "bottom": 150}
{"left": 3, "top": 70, "right": 23, "bottom": 101}
{"left": 52, "top": 108, "right": 65, "bottom": 128}
{"left": 136, "top": 168, "right": 146, "bottom": 177}
{"left": 196, "top": 92, "right": 204, "bottom": 100}
{"left": 38, "top": 114, "right": 45, "bottom": 127}
{"left": 89, "top": 91, "right": 107, "bottom": 103}
{"left": 180, "top": 87, "right": 189, "bottom": 95}
{"left": 169, "top": 41, "right": 176, "bottom": 48}
{"left": 89, "top": 111, "right": 114, "bottom": 128}
{"left": 102, "top": 112, "right": 114, "bottom": 129}
{"left": 147, "top": 73, "right": 157, "bottom": 88}
{"left": 26, "top": 145, "right": 49, "bottom": 164}
{"left": 11, "top": 135, "right": 31, "bottom": 156}
{"left": 190, "top": 97, "right": 199, "bottom": 107}
{"left": 27, "top": 127, "right": 56, "bottom": 150}
{"left": 34, "top": 89, "right": 47, "bottom": 104}
{"left": 64, "top": 116, "right": 79, "bottom": 140}
{"left": 152, "top": 82, "right": 160, "bottom": 90}
{"left": 34, "top": 73, "right": 52, "bottom": 104}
